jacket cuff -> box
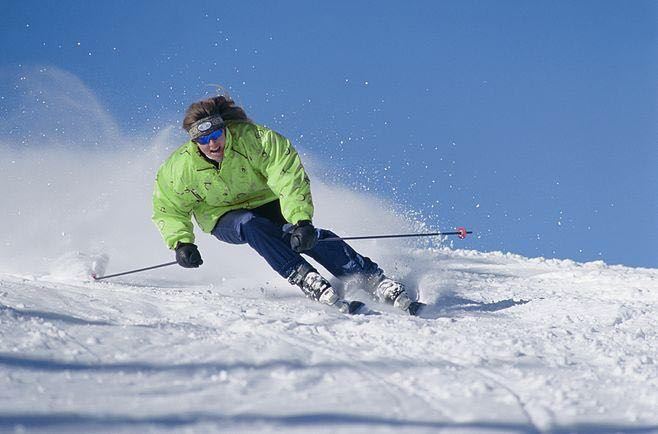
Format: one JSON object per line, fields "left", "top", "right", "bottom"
{"left": 168, "top": 235, "right": 195, "bottom": 250}
{"left": 289, "top": 212, "right": 313, "bottom": 225}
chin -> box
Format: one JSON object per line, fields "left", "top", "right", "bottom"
{"left": 204, "top": 152, "right": 223, "bottom": 163}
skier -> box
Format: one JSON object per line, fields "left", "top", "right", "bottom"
{"left": 152, "top": 95, "right": 416, "bottom": 314}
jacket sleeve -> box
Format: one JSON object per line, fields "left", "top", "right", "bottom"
{"left": 152, "top": 163, "right": 196, "bottom": 249}
{"left": 258, "top": 128, "right": 314, "bottom": 224}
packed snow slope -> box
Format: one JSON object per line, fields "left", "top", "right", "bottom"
{"left": 1, "top": 77, "right": 657, "bottom": 432}
{"left": 1, "top": 246, "right": 657, "bottom": 434}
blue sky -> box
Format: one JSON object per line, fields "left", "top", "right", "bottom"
{"left": 2, "top": 1, "right": 657, "bottom": 267}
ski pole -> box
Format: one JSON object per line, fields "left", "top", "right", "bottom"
{"left": 95, "top": 227, "right": 472, "bottom": 279}
{"left": 92, "top": 261, "right": 178, "bottom": 281}
{"left": 318, "top": 226, "right": 472, "bottom": 242}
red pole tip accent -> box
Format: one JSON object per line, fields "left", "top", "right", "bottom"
{"left": 456, "top": 227, "right": 467, "bottom": 239}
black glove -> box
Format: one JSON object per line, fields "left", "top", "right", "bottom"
{"left": 289, "top": 220, "right": 318, "bottom": 253}
{"left": 175, "top": 243, "right": 203, "bottom": 268}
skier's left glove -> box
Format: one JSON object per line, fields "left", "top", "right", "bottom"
{"left": 290, "top": 220, "right": 318, "bottom": 253}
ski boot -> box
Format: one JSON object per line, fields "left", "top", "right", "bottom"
{"left": 368, "top": 272, "right": 424, "bottom": 316}
{"left": 288, "top": 263, "right": 364, "bottom": 314}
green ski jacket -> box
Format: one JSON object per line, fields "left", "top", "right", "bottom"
{"left": 152, "top": 122, "right": 314, "bottom": 249}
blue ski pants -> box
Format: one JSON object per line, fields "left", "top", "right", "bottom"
{"left": 211, "top": 200, "right": 381, "bottom": 282}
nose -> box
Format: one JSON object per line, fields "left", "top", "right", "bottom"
{"left": 209, "top": 137, "right": 223, "bottom": 146}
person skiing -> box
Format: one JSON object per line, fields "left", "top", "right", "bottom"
{"left": 152, "top": 95, "right": 417, "bottom": 314}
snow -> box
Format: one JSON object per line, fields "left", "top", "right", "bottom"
{"left": 1, "top": 72, "right": 657, "bottom": 432}
{"left": 1, "top": 246, "right": 657, "bottom": 433}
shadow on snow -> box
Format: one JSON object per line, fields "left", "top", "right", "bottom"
{"left": 0, "top": 411, "right": 655, "bottom": 434}
{"left": 0, "top": 304, "right": 114, "bottom": 326}
{"left": 415, "top": 293, "right": 530, "bottom": 319}
{"left": 0, "top": 353, "right": 448, "bottom": 374}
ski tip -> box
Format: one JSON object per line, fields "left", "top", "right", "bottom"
{"left": 334, "top": 300, "right": 379, "bottom": 315}
{"left": 408, "top": 301, "right": 426, "bottom": 316}
{"left": 348, "top": 300, "right": 366, "bottom": 314}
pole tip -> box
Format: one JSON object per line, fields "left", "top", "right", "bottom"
{"left": 456, "top": 227, "right": 468, "bottom": 239}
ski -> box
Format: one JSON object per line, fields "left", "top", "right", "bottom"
{"left": 408, "top": 301, "right": 426, "bottom": 316}
{"left": 334, "top": 299, "right": 376, "bottom": 315}
{"left": 337, "top": 296, "right": 423, "bottom": 316}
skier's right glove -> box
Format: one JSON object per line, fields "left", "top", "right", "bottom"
{"left": 175, "top": 243, "right": 203, "bottom": 268}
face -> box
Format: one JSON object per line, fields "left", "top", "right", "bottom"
{"left": 195, "top": 128, "right": 226, "bottom": 163}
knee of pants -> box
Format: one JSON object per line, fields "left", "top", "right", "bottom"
{"left": 241, "top": 214, "right": 280, "bottom": 240}
{"left": 317, "top": 229, "right": 338, "bottom": 240}
{"left": 212, "top": 211, "right": 258, "bottom": 245}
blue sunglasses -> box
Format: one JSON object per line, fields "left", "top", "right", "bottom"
{"left": 194, "top": 128, "right": 224, "bottom": 145}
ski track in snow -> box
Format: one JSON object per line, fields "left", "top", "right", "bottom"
{"left": 0, "top": 248, "right": 657, "bottom": 434}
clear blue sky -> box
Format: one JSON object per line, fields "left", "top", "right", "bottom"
{"left": 2, "top": 1, "right": 657, "bottom": 267}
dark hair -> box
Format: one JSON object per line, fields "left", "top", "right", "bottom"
{"left": 182, "top": 95, "right": 251, "bottom": 131}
